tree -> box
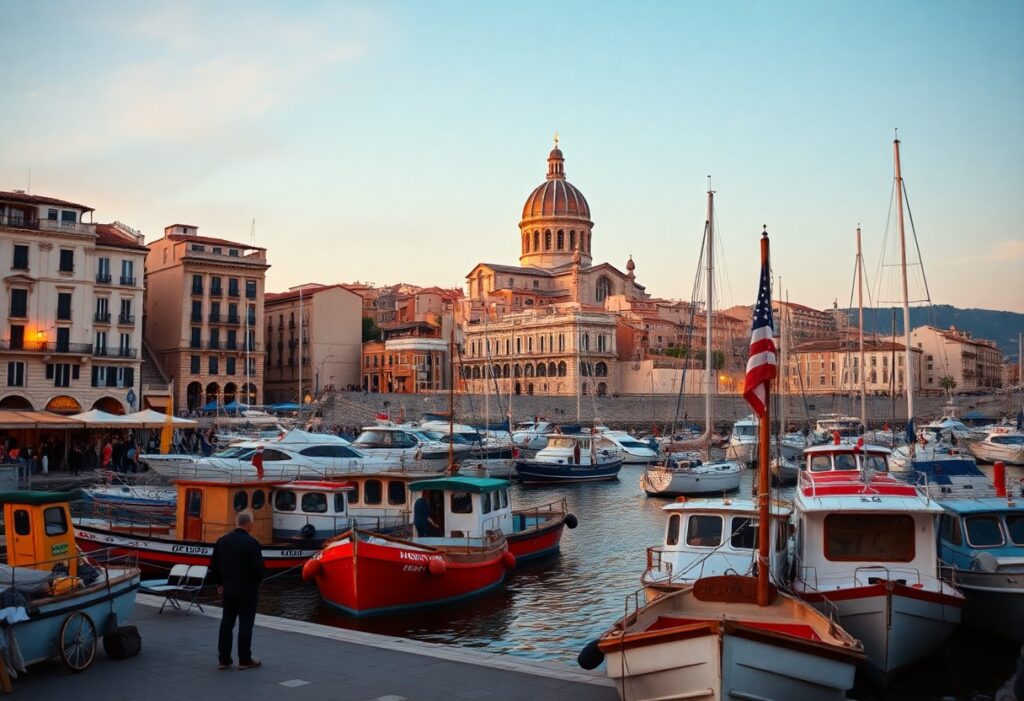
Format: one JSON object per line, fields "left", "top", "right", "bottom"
{"left": 362, "top": 317, "right": 382, "bottom": 342}
{"left": 938, "top": 375, "right": 957, "bottom": 395}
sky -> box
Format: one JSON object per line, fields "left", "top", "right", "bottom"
{"left": 2, "top": 1, "right": 1023, "bottom": 313}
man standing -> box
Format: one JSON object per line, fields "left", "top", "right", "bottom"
{"left": 209, "top": 510, "right": 264, "bottom": 670}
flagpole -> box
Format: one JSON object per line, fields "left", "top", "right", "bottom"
{"left": 757, "top": 230, "right": 772, "bottom": 607}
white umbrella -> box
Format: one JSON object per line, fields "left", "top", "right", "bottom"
{"left": 69, "top": 409, "right": 142, "bottom": 428}
{"left": 123, "top": 409, "right": 198, "bottom": 429}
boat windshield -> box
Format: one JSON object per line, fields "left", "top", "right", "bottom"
{"left": 1006, "top": 515, "right": 1024, "bottom": 546}
{"left": 617, "top": 439, "right": 649, "bottom": 449}
{"left": 547, "top": 436, "right": 582, "bottom": 450}
{"left": 212, "top": 446, "right": 247, "bottom": 458}
{"left": 861, "top": 454, "right": 889, "bottom": 472}
{"left": 993, "top": 435, "right": 1024, "bottom": 446}
{"left": 734, "top": 425, "right": 756, "bottom": 437}
{"left": 965, "top": 515, "right": 1005, "bottom": 548}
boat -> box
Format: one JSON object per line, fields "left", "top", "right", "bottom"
{"left": 511, "top": 419, "right": 556, "bottom": 451}
{"left": 937, "top": 490, "right": 1024, "bottom": 642}
{"left": 302, "top": 477, "right": 518, "bottom": 615}
{"left": 642, "top": 497, "right": 792, "bottom": 598}
{"left": 84, "top": 483, "right": 177, "bottom": 515}
{"left": 791, "top": 444, "right": 965, "bottom": 681}
{"left": 457, "top": 457, "right": 516, "bottom": 478}
{"left": 0, "top": 490, "right": 141, "bottom": 674}
{"left": 581, "top": 229, "right": 864, "bottom": 701}
{"left": 515, "top": 432, "right": 623, "bottom": 484}
{"left": 813, "top": 415, "right": 864, "bottom": 443}
{"left": 351, "top": 424, "right": 462, "bottom": 469}
{"left": 769, "top": 452, "right": 801, "bottom": 485}
{"left": 599, "top": 430, "right": 659, "bottom": 464}
{"left": 963, "top": 426, "right": 1024, "bottom": 465}
{"left": 725, "top": 415, "right": 758, "bottom": 465}
{"left": 418, "top": 420, "right": 514, "bottom": 460}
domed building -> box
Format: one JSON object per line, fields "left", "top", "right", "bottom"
{"left": 519, "top": 146, "right": 594, "bottom": 268}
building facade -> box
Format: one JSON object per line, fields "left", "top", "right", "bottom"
{"left": 362, "top": 323, "right": 450, "bottom": 394}
{"left": 910, "top": 325, "right": 1004, "bottom": 392}
{"left": 0, "top": 191, "right": 145, "bottom": 414}
{"left": 785, "top": 339, "right": 923, "bottom": 396}
{"left": 144, "top": 224, "right": 269, "bottom": 411}
{"left": 264, "top": 284, "right": 363, "bottom": 402}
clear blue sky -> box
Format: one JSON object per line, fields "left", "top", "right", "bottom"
{"left": 3, "top": 0, "right": 1022, "bottom": 312}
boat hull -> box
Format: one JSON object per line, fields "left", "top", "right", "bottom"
{"left": 515, "top": 459, "right": 622, "bottom": 484}
{"left": 725, "top": 439, "right": 757, "bottom": 465}
{"left": 956, "top": 572, "right": 1024, "bottom": 643}
{"left": 507, "top": 513, "right": 566, "bottom": 562}
{"left": 308, "top": 534, "right": 507, "bottom": 616}
{"left": 641, "top": 463, "right": 742, "bottom": 496}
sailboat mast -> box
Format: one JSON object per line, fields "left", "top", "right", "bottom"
{"left": 893, "top": 135, "right": 915, "bottom": 425}
{"left": 483, "top": 311, "right": 489, "bottom": 432}
{"left": 448, "top": 326, "right": 455, "bottom": 470}
{"left": 298, "top": 287, "right": 304, "bottom": 422}
{"left": 704, "top": 180, "right": 715, "bottom": 452}
{"left": 576, "top": 310, "right": 582, "bottom": 423}
{"left": 778, "top": 277, "right": 786, "bottom": 440}
{"left": 856, "top": 226, "right": 867, "bottom": 429}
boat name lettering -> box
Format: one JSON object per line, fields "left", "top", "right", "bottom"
{"left": 402, "top": 564, "right": 426, "bottom": 573}
{"left": 399, "top": 551, "right": 431, "bottom": 562}
{"left": 280, "top": 550, "right": 305, "bottom": 557}
{"left": 171, "top": 544, "right": 210, "bottom": 555}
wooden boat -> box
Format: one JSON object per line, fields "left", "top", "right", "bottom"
{"left": 0, "top": 490, "right": 140, "bottom": 675}
{"left": 515, "top": 433, "right": 622, "bottom": 484}
{"left": 641, "top": 455, "right": 742, "bottom": 496}
{"left": 302, "top": 477, "right": 521, "bottom": 615}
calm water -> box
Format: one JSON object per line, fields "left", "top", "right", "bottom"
{"left": 250, "top": 462, "right": 1024, "bottom": 701}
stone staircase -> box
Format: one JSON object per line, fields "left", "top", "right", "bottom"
{"left": 140, "top": 341, "right": 172, "bottom": 407}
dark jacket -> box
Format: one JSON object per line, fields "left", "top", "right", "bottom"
{"left": 209, "top": 528, "right": 265, "bottom": 591}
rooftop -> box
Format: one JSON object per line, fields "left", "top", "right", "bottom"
{"left": 94, "top": 223, "right": 148, "bottom": 251}
{"left": 0, "top": 190, "right": 94, "bottom": 212}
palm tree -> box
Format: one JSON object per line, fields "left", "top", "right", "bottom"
{"left": 938, "top": 375, "right": 957, "bottom": 396}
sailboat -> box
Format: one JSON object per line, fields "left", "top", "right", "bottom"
{"left": 641, "top": 181, "right": 742, "bottom": 496}
{"left": 581, "top": 231, "right": 863, "bottom": 701}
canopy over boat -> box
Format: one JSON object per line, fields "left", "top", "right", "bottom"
{"left": 408, "top": 476, "right": 510, "bottom": 493}
{"left": 0, "top": 489, "right": 85, "bottom": 505}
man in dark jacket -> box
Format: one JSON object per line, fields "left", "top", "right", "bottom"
{"left": 209, "top": 510, "right": 264, "bottom": 669}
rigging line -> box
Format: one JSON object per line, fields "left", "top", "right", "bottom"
{"left": 671, "top": 221, "right": 708, "bottom": 434}
{"left": 900, "top": 181, "right": 934, "bottom": 306}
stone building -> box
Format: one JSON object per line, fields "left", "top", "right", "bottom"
{"left": 785, "top": 339, "right": 923, "bottom": 396}
{"left": 910, "top": 325, "right": 1004, "bottom": 392}
{"left": 144, "top": 224, "right": 268, "bottom": 411}
{"left": 0, "top": 191, "right": 146, "bottom": 414}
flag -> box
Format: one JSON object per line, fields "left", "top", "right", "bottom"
{"left": 742, "top": 232, "right": 778, "bottom": 417}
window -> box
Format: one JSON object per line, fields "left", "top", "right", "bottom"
{"left": 810, "top": 455, "right": 832, "bottom": 472}
{"left": 227, "top": 329, "right": 237, "bottom": 349}
{"left": 192, "top": 274, "right": 203, "bottom": 293}
{"left": 1007, "top": 515, "right": 1024, "bottom": 546}
{"left": 44, "top": 506, "right": 68, "bottom": 536}
{"left": 209, "top": 328, "right": 220, "bottom": 348}
{"left": 229, "top": 278, "right": 240, "bottom": 296}
{"left": 58, "top": 249, "right": 74, "bottom": 272}
{"left": 211, "top": 276, "right": 222, "bottom": 294}
{"left": 824, "top": 514, "right": 915, "bottom": 561}
{"left": 119, "top": 333, "right": 130, "bottom": 356}
{"left": 7, "top": 361, "right": 25, "bottom": 387}
{"left": 686, "top": 515, "right": 722, "bottom": 547}
{"left": 13, "top": 509, "right": 30, "bottom": 536}
{"left": 730, "top": 517, "right": 757, "bottom": 549}
{"left": 364, "top": 480, "right": 382, "bottom": 505}
{"left": 347, "top": 482, "right": 360, "bottom": 505}
{"left": 450, "top": 491, "right": 473, "bottom": 514}
{"left": 209, "top": 356, "right": 218, "bottom": 375}
{"left": 55, "top": 327, "right": 70, "bottom": 352}
{"left": 245, "top": 280, "right": 257, "bottom": 299}
{"left": 51, "top": 363, "right": 72, "bottom": 387}
{"left": 251, "top": 490, "right": 266, "bottom": 510}
{"left": 595, "top": 276, "right": 612, "bottom": 302}
{"left": 544, "top": 231, "right": 552, "bottom": 250}
{"left": 301, "top": 493, "right": 328, "bottom": 514}
{"left": 226, "top": 357, "right": 236, "bottom": 375}
{"left": 274, "top": 491, "right": 296, "bottom": 512}
{"left": 61, "top": 210, "right": 76, "bottom": 225}
{"left": 9, "top": 324, "right": 24, "bottom": 350}
{"left": 190, "top": 356, "right": 200, "bottom": 373}
{"left": 96, "top": 296, "right": 109, "bottom": 321}
{"left": 481, "top": 492, "right": 492, "bottom": 514}
{"left": 9, "top": 289, "right": 27, "bottom": 318}
{"left": 387, "top": 481, "right": 406, "bottom": 506}
{"left": 965, "top": 515, "right": 1004, "bottom": 547}
{"left": 500, "top": 490, "right": 508, "bottom": 509}
{"left": 12, "top": 244, "right": 29, "bottom": 270}
{"left": 939, "top": 514, "right": 962, "bottom": 546}
{"left": 233, "top": 491, "right": 249, "bottom": 512}
{"left": 666, "top": 514, "right": 680, "bottom": 545}
{"left": 191, "top": 300, "right": 202, "bottom": 322}
{"left": 95, "top": 331, "right": 107, "bottom": 354}
{"left": 57, "top": 292, "right": 72, "bottom": 320}
{"left": 190, "top": 328, "right": 201, "bottom": 348}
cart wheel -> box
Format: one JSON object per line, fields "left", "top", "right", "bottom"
{"left": 59, "top": 611, "right": 97, "bottom": 673}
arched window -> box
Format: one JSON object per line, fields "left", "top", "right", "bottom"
{"left": 545, "top": 230, "right": 552, "bottom": 250}
{"left": 557, "top": 361, "right": 567, "bottom": 377}
{"left": 527, "top": 383, "right": 534, "bottom": 395}
{"left": 581, "top": 382, "right": 589, "bottom": 395}
{"left": 524, "top": 364, "right": 534, "bottom": 377}
{"left": 502, "top": 364, "right": 510, "bottom": 378}
{"left": 569, "top": 230, "right": 576, "bottom": 250}
{"left": 558, "top": 334, "right": 565, "bottom": 352}
{"left": 472, "top": 366, "right": 481, "bottom": 379}
{"left": 595, "top": 276, "right": 612, "bottom": 302}
{"left": 533, "top": 230, "right": 540, "bottom": 251}
{"left": 580, "top": 361, "right": 590, "bottom": 377}
{"left": 513, "top": 364, "right": 522, "bottom": 378}
{"left": 548, "top": 362, "right": 557, "bottom": 376}
{"left": 595, "top": 361, "right": 608, "bottom": 377}
{"left": 540, "top": 336, "right": 545, "bottom": 352}
{"left": 597, "top": 382, "right": 607, "bottom": 396}
{"left": 537, "top": 363, "right": 547, "bottom": 377}
{"left": 557, "top": 230, "right": 564, "bottom": 249}
{"left": 522, "top": 234, "right": 529, "bottom": 254}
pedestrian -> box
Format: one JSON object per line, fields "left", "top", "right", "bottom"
{"left": 209, "top": 510, "right": 264, "bottom": 670}
{"left": 101, "top": 439, "right": 113, "bottom": 471}
{"left": 413, "top": 494, "right": 439, "bottom": 537}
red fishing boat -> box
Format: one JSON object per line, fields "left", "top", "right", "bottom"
{"left": 303, "top": 477, "right": 523, "bottom": 615}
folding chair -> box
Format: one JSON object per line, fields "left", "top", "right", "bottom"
{"left": 148, "top": 564, "right": 208, "bottom": 614}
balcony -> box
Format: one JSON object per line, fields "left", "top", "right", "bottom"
{"left": 208, "top": 313, "right": 221, "bottom": 323}
{"left": 189, "top": 340, "right": 201, "bottom": 349}
{"left": 225, "top": 341, "right": 238, "bottom": 350}
{"left": 0, "top": 340, "right": 92, "bottom": 354}
{"left": 247, "top": 315, "right": 256, "bottom": 326}
{"left": 120, "top": 276, "right": 136, "bottom": 286}
{"left": 117, "top": 314, "right": 135, "bottom": 325}
{"left": 208, "top": 341, "right": 221, "bottom": 350}
{"left": 93, "top": 347, "right": 138, "bottom": 359}
{"left": 227, "top": 314, "right": 240, "bottom": 324}
{"left": 96, "top": 273, "right": 112, "bottom": 284}
{"left": 190, "top": 313, "right": 203, "bottom": 323}
{"left": 94, "top": 312, "right": 111, "bottom": 324}
{"left": 191, "top": 285, "right": 204, "bottom": 296}
{"left": 0, "top": 213, "right": 92, "bottom": 235}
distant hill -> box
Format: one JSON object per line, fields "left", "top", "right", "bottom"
{"left": 840, "top": 305, "right": 1024, "bottom": 360}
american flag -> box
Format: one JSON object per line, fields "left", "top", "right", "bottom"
{"left": 742, "top": 232, "right": 777, "bottom": 417}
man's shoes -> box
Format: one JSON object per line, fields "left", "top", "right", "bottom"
{"left": 238, "top": 658, "right": 262, "bottom": 670}
{"left": 218, "top": 661, "right": 232, "bottom": 670}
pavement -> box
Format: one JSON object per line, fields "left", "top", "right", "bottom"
{"left": 11, "top": 594, "right": 618, "bottom": 700}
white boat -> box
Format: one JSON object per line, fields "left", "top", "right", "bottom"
{"left": 511, "top": 420, "right": 556, "bottom": 451}
{"left": 640, "top": 454, "right": 742, "bottom": 496}
{"left": 458, "top": 458, "right": 516, "bottom": 479}
{"left": 770, "top": 452, "right": 801, "bottom": 485}
{"left": 642, "top": 497, "right": 791, "bottom": 597}
{"left": 791, "top": 446, "right": 964, "bottom": 681}
{"left": 725, "top": 415, "right": 758, "bottom": 465}
{"left": 813, "top": 414, "right": 864, "bottom": 443}
{"left": 598, "top": 430, "right": 659, "bottom": 464}
{"left": 417, "top": 420, "right": 514, "bottom": 459}
{"left": 963, "top": 426, "right": 1024, "bottom": 465}
{"left": 353, "top": 424, "right": 464, "bottom": 468}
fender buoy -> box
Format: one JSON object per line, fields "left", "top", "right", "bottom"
{"left": 501, "top": 551, "right": 517, "bottom": 570}
{"left": 577, "top": 639, "right": 604, "bottom": 670}
{"left": 300, "top": 524, "right": 317, "bottom": 540}
{"left": 565, "top": 513, "right": 578, "bottom": 529}
{"left": 428, "top": 558, "right": 447, "bottom": 576}
{"left": 301, "top": 558, "right": 321, "bottom": 582}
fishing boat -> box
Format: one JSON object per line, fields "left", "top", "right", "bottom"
{"left": 302, "top": 477, "right": 518, "bottom": 615}
{"left": 813, "top": 415, "right": 864, "bottom": 443}
{"left": 84, "top": 483, "right": 177, "bottom": 515}
{"left": 725, "top": 415, "right": 758, "bottom": 465}
{"left": 963, "top": 426, "right": 1024, "bottom": 465}
{"left": 515, "top": 432, "right": 623, "bottom": 484}
{"left": 0, "top": 490, "right": 140, "bottom": 674}
{"left": 581, "top": 230, "right": 863, "bottom": 701}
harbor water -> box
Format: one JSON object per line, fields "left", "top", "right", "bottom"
{"left": 252, "top": 461, "right": 1024, "bottom": 701}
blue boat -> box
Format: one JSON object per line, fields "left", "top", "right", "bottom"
{"left": 937, "top": 497, "right": 1024, "bottom": 643}
{"left": 0, "top": 490, "right": 140, "bottom": 673}
{"left": 515, "top": 433, "right": 623, "bottom": 484}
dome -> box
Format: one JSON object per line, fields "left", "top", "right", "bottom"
{"left": 520, "top": 148, "right": 591, "bottom": 223}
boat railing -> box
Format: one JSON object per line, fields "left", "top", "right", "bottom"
{"left": 6, "top": 546, "right": 139, "bottom": 601}
{"left": 514, "top": 496, "right": 568, "bottom": 521}
{"left": 76, "top": 501, "right": 176, "bottom": 533}
{"left": 852, "top": 564, "right": 923, "bottom": 588}
{"left": 797, "top": 469, "right": 931, "bottom": 501}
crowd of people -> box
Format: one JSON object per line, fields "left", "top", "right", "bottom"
{"left": 0, "top": 432, "right": 158, "bottom": 476}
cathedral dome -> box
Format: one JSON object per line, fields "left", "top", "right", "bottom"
{"left": 520, "top": 148, "right": 591, "bottom": 222}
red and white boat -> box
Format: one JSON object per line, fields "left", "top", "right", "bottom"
{"left": 303, "top": 477, "right": 527, "bottom": 615}
{"left": 791, "top": 443, "right": 965, "bottom": 682}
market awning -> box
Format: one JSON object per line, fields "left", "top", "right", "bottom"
{"left": 0, "top": 411, "right": 85, "bottom": 429}
{"left": 69, "top": 409, "right": 143, "bottom": 428}
{"left": 123, "top": 409, "right": 198, "bottom": 429}
{"left": 144, "top": 396, "right": 172, "bottom": 411}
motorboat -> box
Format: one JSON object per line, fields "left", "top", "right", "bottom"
{"left": 812, "top": 414, "right": 864, "bottom": 443}
{"left": 791, "top": 455, "right": 964, "bottom": 681}
{"left": 351, "top": 425, "right": 463, "bottom": 468}
{"left": 642, "top": 497, "right": 791, "bottom": 598}
{"left": 84, "top": 483, "right": 177, "bottom": 516}
{"left": 418, "top": 420, "right": 514, "bottom": 459}
{"left": 640, "top": 454, "right": 742, "bottom": 496}
{"left": 511, "top": 420, "right": 556, "bottom": 451}
{"left": 599, "top": 430, "right": 659, "bottom": 464}
{"left": 963, "top": 426, "right": 1024, "bottom": 465}
{"left": 770, "top": 452, "right": 801, "bottom": 485}
{"left": 458, "top": 457, "right": 516, "bottom": 479}
{"left": 937, "top": 496, "right": 1024, "bottom": 642}
{"left": 515, "top": 433, "right": 623, "bottom": 484}
{"left": 725, "top": 415, "right": 758, "bottom": 465}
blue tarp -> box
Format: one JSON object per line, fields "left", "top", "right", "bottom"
{"left": 200, "top": 400, "right": 222, "bottom": 412}
{"left": 268, "top": 403, "right": 301, "bottom": 411}
{"left": 223, "top": 402, "right": 250, "bottom": 412}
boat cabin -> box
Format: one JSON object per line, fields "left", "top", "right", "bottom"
{"left": 802, "top": 444, "right": 890, "bottom": 473}
{"left": 815, "top": 415, "right": 864, "bottom": 438}
{"left": 337, "top": 472, "right": 431, "bottom": 530}
{"left": 173, "top": 479, "right": 288, "bottom": 544}
{"left": 937, "top": 498, "right": 1024, "bottom": 573}
{"left": 645, "top": 498, "right": 791, "bottom": 590}
{"left": 408, "top": 477, "right": 512, "bottom": 539}
{"left": 731, "top": 416, "right": 759, "bottom": 438}
{"left": 536, "top": 434, "right": 619, "bottom": 464}
{"left": 0, "top": 490, "right": 80, "bottom": 576}
{"left": 272, "top": 481, "right": 354, "bottom": 541}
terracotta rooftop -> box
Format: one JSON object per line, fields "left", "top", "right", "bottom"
{"left": 265, "top": 284, "right": 355, "bottom": 305}
{"left": 94, "top": 224, "right": 148, "bottom": 251}
{"left": 792, "top": 339, "right": 914, "bottom": 353}
{"left": 0, "top": 191, "right": 94, "bottom": 212}
{"left": 164, "top": 233, "right": 266, "bottom": 250}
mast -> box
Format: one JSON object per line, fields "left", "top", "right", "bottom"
{"left": 891, "top": 309, "right": 897, "bottom": 447}
{"left": 704, "top": 179, "right": 715, "bottom": 452}
{"left": 893, "top": 134, "right": 915, "bottom": 427}
{"left": 298, "top": 287, "right": 304, "bottom": 423}
{"left": 483, "top": 311, "right": 489, "bottom": 433}
{"left": 448, "top": 325, "right": 455, "bottom": 471}
{"left": 778, "top": 277, "right": 786, "bottom": 441}
{"left": 576, "top": 309, "right": 582, "bottom": 423}
{"left": 856, "top": 226, "right": 867, "bottom": 429}
{"left": 757, "top": 231, "right": 773, "bottom": 608}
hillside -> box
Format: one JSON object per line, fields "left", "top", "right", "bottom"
{"left": 841, "top": 305, "right": 1024, "bottom": 359}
